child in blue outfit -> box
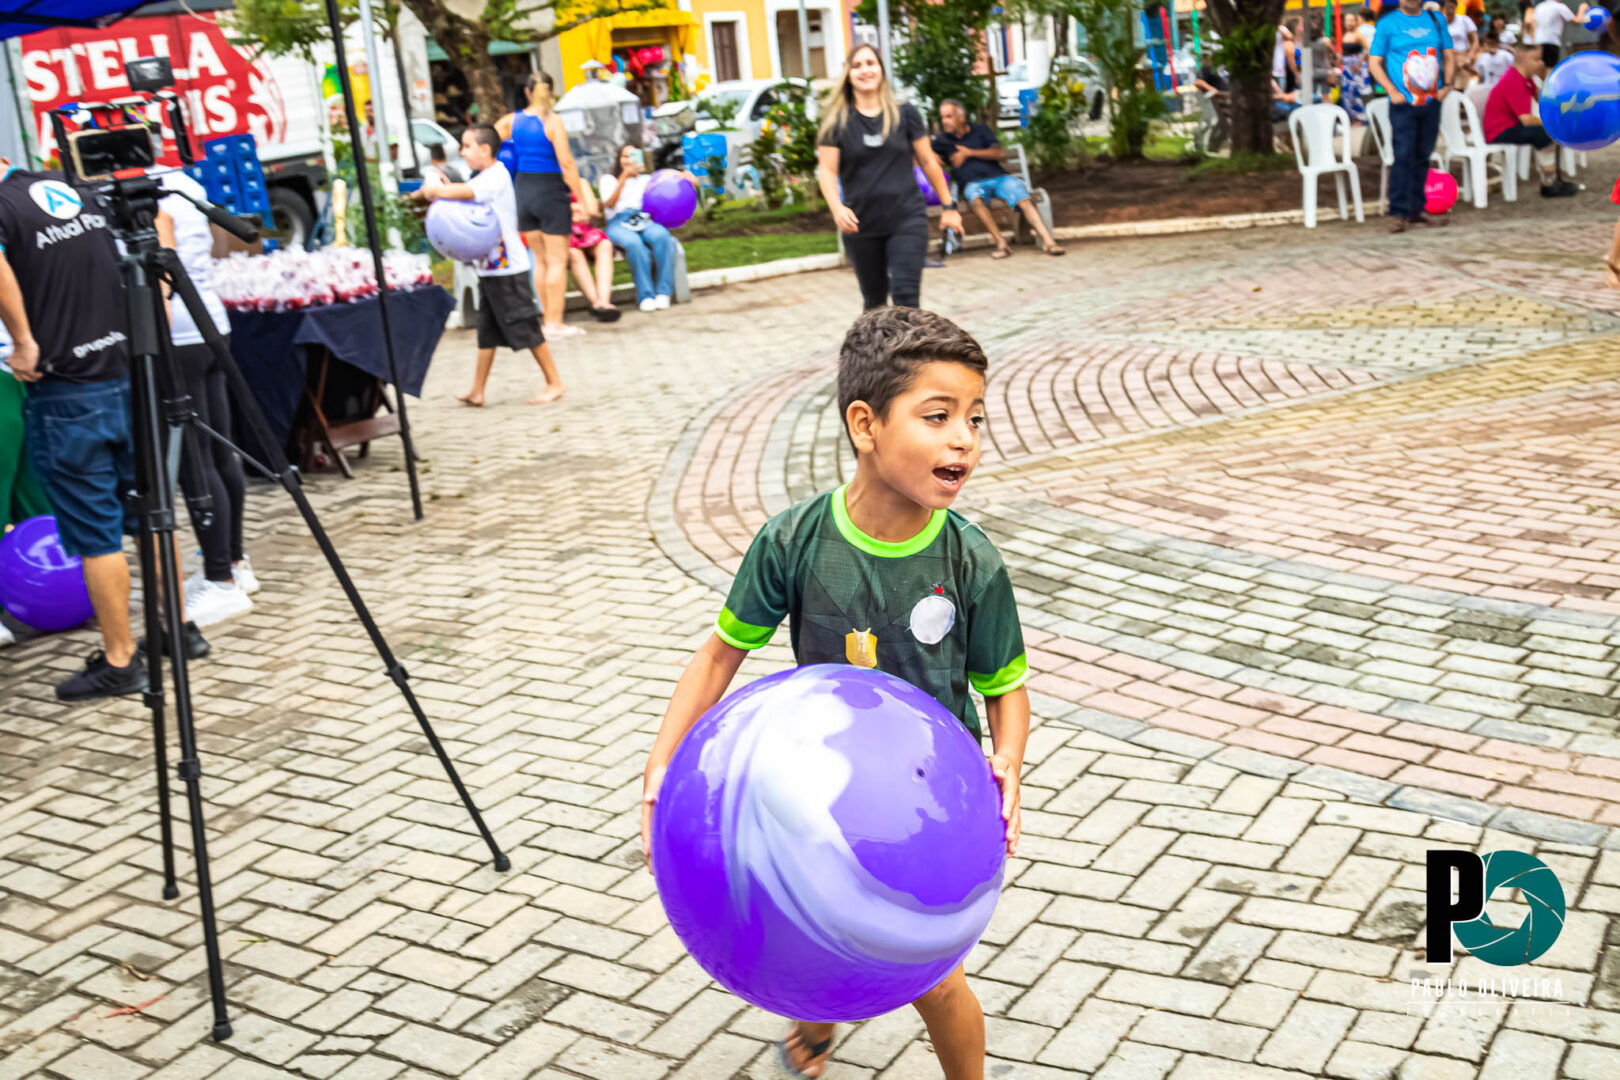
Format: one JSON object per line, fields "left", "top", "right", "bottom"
{"left": 642, "top": 307, "right": 1030, "bottom": 1079}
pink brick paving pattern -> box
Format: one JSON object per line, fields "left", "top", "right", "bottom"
{"left": 658, "top": 221, "right": 1620, "bottom": 839}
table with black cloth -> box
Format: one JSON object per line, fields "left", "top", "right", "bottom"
{"left": 227, "top": 285, "right": 453, "bottom": 475}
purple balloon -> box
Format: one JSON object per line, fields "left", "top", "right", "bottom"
{"left": 644, "top": 170, "right": 697, "bottom": 228}
{"left": 0, "top": 516, "right": 93, "bottom": 632}
{"left": 914, "top": 164, "right": 941, "bottom": 207}
{"left": 424, "top": 199, "right": 502, "bottom": 263}
{"left": 652, "top": 664, "right": 1005, "bottom": 1023}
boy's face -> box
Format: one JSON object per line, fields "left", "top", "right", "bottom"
{"left": 463, "top": 132, "right": 494, "bottom": 169}
{"left": 854, "top": 361, "right": 986, "bottom": 510}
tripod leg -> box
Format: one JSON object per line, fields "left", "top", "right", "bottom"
{"left": 161, "top": 254, "right": 509, "bottom": 872}
{"left": 135, "top": 522, "right": 179, "bottom": 901}
{"left": 129, "top": 259, "right": 233, "bottom": 1042}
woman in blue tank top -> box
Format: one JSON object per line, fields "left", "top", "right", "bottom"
{"left": 496, "top": 72, "right": 589, "bottom": 337}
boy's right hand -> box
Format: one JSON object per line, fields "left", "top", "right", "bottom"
{"left": 640, "top": 764, "right": 666, "bottom": 871}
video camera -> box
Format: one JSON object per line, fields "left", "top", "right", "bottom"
{"left": 49, "top": 55, "right": 194, "bottom": 185}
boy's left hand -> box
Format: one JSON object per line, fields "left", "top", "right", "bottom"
{"left": 988, "top": 753, "right": 1021, "bottom": 856}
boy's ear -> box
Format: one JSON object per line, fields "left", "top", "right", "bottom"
{"left": 845, "top": 400, "right": 878, "bottom": 454}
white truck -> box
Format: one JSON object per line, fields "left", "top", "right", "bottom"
{"left": 17, "top": 1, "right": 450, "bottom": 248}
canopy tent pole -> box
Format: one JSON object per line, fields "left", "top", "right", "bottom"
{"left": 324, "top": 0, "right": 424, "bottom": 520}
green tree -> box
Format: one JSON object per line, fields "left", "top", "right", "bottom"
{"left": 1202, "top": 0, "right": 1289, "bottom": 154}
{"left": 231, "top": 1, "right": 667, "bottom": 123}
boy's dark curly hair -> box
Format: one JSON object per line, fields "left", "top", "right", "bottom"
{"left": 837, "top": 308, "right": 988, "bottom": 447}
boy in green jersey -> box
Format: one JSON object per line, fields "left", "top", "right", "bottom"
{"left": 641, "top": 307, "right": 1030, "bottom": 1080}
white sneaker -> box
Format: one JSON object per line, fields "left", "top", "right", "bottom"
{"left": 184, "top": 575, "right": 253, "bottom": 628}
{"left": 0, "top": 621, "right": 14, "bottom": 649}
{"left": 232, "top": 556, "right": 261, "bottom": 596}
{"left": 655, "top": 295, "right": 671, "bottom": 310}
{"left": 639, "top": 298, "right": 659, "bottom": 313}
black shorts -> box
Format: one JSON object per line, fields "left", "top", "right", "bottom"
{"left": 515, "top": 171, "right": 571, "bottom": 235}
{"left": 1542, "top": 43, "right": 1561, "bottom": 69}
{"left": 477, "top": 273, "right": 545, "bottom": 351}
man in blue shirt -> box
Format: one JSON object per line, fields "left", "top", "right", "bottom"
{"left": 931, "top": 100, "right": 1064, "bottom": 258}
{"left": 1370, "top": 0, "right": 1457, "bottom": 230}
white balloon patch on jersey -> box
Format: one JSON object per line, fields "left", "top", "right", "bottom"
{"left": 30, "top": 180, "right": 83, "bottom": 221}
{"left": 909, "top": 586, "right": 956, "bottom": 645}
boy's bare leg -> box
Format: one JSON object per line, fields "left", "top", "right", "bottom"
{"left": 1605, "top": 216, "right": 1620, "bottom": 289}
{"left": 527, "top": 342, "right": 565, "bottom": 404}
{"left": 913, "top": 966, "right": 985, "bottom": 1080}
{"left": 969, "top": 199, "right": 1007, "bottom": 256}
{"left": 782, "top": 1021, "right": 835, "bottom": 1077}
{"left": 459, "top": 348, "right": 496, "bottom": 406}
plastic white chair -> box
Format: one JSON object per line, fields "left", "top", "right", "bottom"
{"left": 1439, "top": 93, "right": 1519, "bottom": 206}
{"left": 1289, "top": 103, "right": 1364, "bottom": 227}
{"left": 1366, "top": 97, "right": 1395, "bottom": 208}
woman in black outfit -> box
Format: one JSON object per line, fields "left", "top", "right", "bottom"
{"left": 816, "top": 44, "right": 961, "bottom": 309}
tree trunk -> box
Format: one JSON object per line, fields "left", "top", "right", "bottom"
{"left": 403, "top": 1, "right": 505, "bottom": 122}
{"left": 1229, "top": 76, "right": 1273, "bottom": 155}
{"left": 1204, "top": 0, "right": 1289, "bottom": 156}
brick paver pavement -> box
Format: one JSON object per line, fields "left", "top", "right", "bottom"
{"left": 3, "top": 195, "right": 1620, "bottom": 1079}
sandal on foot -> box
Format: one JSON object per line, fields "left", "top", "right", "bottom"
{"left": 990, "top": 246, "right": 1012, "bottom": 260}
{"left": 776, "top": 1028, "right": 833, "bottom": 1078}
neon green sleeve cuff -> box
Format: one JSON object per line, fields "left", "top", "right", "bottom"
{"left": 970, "top": 653, "right": 1029, "bottom": 697}
{"left": 716, "top": 607, "right": 776, "bottom": 650}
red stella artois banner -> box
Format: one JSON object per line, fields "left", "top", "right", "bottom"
{"left": 20, "top": 12, "right": 289, "bottom": 164}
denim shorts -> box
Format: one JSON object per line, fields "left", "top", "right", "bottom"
{"left": 25, "top": 378, "right": 137, "bottom": 558}
{"left": 963, "top": 174, "right": 1031, "bottom": 207}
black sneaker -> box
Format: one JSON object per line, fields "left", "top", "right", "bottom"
{"left": 137, "top": 621, "right": 211, "bottom": 661}
{"left": 1541, "top": 179, "right": 1579, "bottom": 198}
{"left": 56, "top": 650, "right": 145, "bottom": 702}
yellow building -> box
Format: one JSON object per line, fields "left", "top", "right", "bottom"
{"left": 684, "top": 0, "right": 850, "bottom": 85}
{"left": 556, "top": 5, "right": 700, "bottom": 93}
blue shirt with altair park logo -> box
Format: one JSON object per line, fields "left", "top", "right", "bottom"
{"left": 716, "top": 485, "right": 1028, "bottom": 739}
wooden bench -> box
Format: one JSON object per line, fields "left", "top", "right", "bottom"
{"left": 452, "top": 240, "right": 690, "bottom": 327}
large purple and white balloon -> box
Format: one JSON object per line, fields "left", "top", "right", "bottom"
{"left": 651, "top": 664, "right": 1005, "bottom": 1022}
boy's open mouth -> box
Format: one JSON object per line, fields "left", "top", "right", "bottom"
{"left": 933, "top": 464, "right": 967, "bottom": 488}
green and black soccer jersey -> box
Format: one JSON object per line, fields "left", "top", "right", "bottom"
{"left": 716, "top": 484, "right": 1028, "bottom": 738}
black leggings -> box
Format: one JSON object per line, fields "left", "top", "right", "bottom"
{"left": 175, "top": 339, "right": 245, "bottom": 582}
{"left": 844, "top": 221, "right": 928, "bottom": 310}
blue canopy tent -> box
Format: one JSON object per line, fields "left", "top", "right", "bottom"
{"left": 0, "top": 0, "right": 159, "bottom": 40}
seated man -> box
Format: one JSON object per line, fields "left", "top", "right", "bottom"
{"left": 931, "top": 99, "right": 1063, "bottom": 259}
{"left": 1483, "top": 40, "right": 1577, "bottom": 197}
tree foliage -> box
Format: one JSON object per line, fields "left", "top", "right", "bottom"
{"left": 1203, "top": 0, "right": 1289, "bottom": 154}
{"left": 854, "top": 0, "right": 998, "bottom": 122}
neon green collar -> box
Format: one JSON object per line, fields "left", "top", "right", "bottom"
{"left": 831, "top": 484, "right": 946, "bottom": 558}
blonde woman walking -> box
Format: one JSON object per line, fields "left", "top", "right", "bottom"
{"left": 497, "top": 72, "right": 586, "bottom": 338}
{"left": 815, "top": 44, "right": 961, "bottom": 309}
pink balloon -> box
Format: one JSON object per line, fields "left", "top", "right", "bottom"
{"left": 1424, "top": 169, "right": 1458, "bottom": 215}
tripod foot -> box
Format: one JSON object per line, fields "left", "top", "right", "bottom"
{"left": 162, "top": 883, "right": 179, "bottom": 900}
{"left": 493, "top": 853, "right": 512, "bottom": 872}
{"left": 212, "top": 1019, "right": 233, "bottom": 1042}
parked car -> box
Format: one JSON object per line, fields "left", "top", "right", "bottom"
{"left": 998, "top": 57, "right": 1106, "bottom": 123}
{"left": 694, "top": 80, "right": 784, "bottom": 143}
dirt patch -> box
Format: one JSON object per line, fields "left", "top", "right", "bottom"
{"left": 1035, "top": 156, "right": 1387, "bottom": 228}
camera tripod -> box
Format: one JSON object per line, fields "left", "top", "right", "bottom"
{"left": 103, "top": 175, "right": 509, "bottom": 1042}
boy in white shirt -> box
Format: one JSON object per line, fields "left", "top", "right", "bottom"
{"left": 413, "top": 124, "right": 565, "bottom": 406}
{"left": 1475, "top": 32, "right": 1514, "bottom": 88}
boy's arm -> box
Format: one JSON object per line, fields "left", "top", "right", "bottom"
{"left": 640, "top": 634, "right": 748, "bottom": 866}
{"left": 985, "top": 686, "right": 1030, "bottom": 856}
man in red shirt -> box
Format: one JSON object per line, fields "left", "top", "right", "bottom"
{"left": 1483, "top": 40, "right": 1576, "bottom": 197}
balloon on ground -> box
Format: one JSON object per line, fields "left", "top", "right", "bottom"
{"left": 0, "top": 516, "right": 93, "bottom": 633}
{"left": 644, "top": 170, "right": 697, "bottom": 228}
{"left": 1425, "top": 169, "right": 1459, "bottom": 215}
{"left": 651, "top": 664, "right": 1006, "bottom": 1023}
{"left": 913, "top": 164, "right": 942, "bottom": 206}
{"left": 424, "top": 200, "right": 502, "bottom": 263}
{"left": 1539, "top": 50, "right": 1620, "bottom": 152}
